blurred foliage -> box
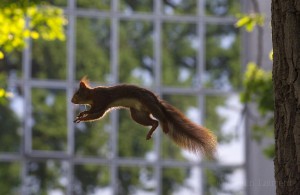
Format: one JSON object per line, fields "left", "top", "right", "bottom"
{"left": 0, "top": 74, "right": 13, "bottom": 105}
{"left": 240, "top": 63, "right": 274, "bottom": 158}
{"left": 75, "top": 18, "right": 110, "bottom": 81}
{"left": 0, "top": 1, "right": 66, "bottom": 59}
{"left": 74, "top": 164, "right": 110, "bottom": 194}
{"left": 205, "top": 24, "right": 241, "bottom": 89}
{"left": 119, "top": 20, "right": 154, "bottom": 85}
{"left": 235, "top": 13, "right": 265, "bottom": 32}
{"left": 120, "top": 0, "right": 153, "bottom": 13}
{"left": 269, "top": 49, "right": 273, "bottom": 61}
{"left": 0, "top": 73, "right": 21, "bottom": 194}
{"left": 32, "top": 39, "right": 66, "bottom": 79}
{"left": 0, "top": 162, "right": 21, "bottom": 195}
{"left": 77, "top": 0, "right": 110, "bottom": 10}
{"left": 162, "top": 22, "right": 197, "bottom": 87}
{"left": 0, "top": 73, "right": 20, "bottom": 154}
{"left": 118, "top": 166, "right": 155, "bottom": 195}
{"left": 162, "top": 168, "right": 186, "bottom": 194}
{"left": 205, "top": 168, "right": 236, "bottom": 194}
{"left": 27, "top": 161, "right": 67, "bottom": 195}
{"left": 0, "top": 0, "right": 243, "bottom": 194}
{"left": 241, "top": 63, "right": 273, "bottom": 113}
{"left": 205, "top": 0, "right": 240, "bottom": 16}
{"left": 163, "top": 0, "right": 197, "bottom": 15}
{"left": 235, "top": 8, "right": 274, "bottom": 159}
{"left": 31, "top": 89, "right": 67, "bottom": 151}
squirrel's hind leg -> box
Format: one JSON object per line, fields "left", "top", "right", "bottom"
{"left": 130, "top": 108, "right": 158, "bottom": 140}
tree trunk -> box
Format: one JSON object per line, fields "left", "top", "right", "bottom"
{"left": 272, "top": 0, "right": 300, "bottom": 194}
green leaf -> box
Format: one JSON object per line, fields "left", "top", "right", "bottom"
{"left": 235, "top": 16, "right": 251, "bottom": 28}
{"left": 235, "top": 13, "right": 265, "bottom": 32}
{"left": 269, "top": 50, "right": 273, "bottom": 61}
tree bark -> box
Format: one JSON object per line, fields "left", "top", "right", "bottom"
{"left": 272, "top": 0, "right": 300, "bottom": 194}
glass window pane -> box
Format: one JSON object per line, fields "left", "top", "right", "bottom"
{"left": 76, "top": 18, "right": 110, "bottom": 82}
{"left": 0, "top": 162, "right": 21, "bottom": 194}
{"left": 118, "top": 110, "right": 154, "bottom": 158}
{"left": 26, "top": 160, "right": 68, "bottom": 194}
{"left": 119, "top": 0, "right": 153, "bottom": 13}
{"left": 32, "top": 39, "right": 67, "bottom": 80}
{"left": 117, "top": 166, "right": 155, "bottom": 195}
{"left": 40, "top": 0, "right": 67, "bottom": 7}
{"left": 205, "top": 94, "right": 245, "bottom": 164}
{"left": 161, "top": 95, "right": 200, "bottom": 161}
{"left": 0, "top": 54, "right": 22, "bottom": 78}
{"left": 205, "top": 0, "right": 240, "bottom": 16}
{"left": 119, "top": 20, "right": 154, "bottom": 86}
{"left": 162, "top": 22, "right": 198, "bottom": 87}
{"left": 205, "top": 24, "right": 241, "bottom": 90}
{"left": 204, "top": 167, "right": 245, "bottom": 194}
{"left": 31, "top": 88, "right": 67, "bottom": 151}
{"left": 162, "top": 166, "right": 200, "bottom": 195}
{"left": 0, "top": 89, "right": 22, "bottom": 152}
{"left": 74, "top": 164, "right": 111, "bottom": 195}
{"left": 5, "top": 0, "right": 247, "bottom": 192}
{"left": 77, "top": 0, "right": 110, "bottom": 10}
{"left": 163, "top": 0, "right": 197, "bottom": 15}
{"left": 75, "top": 106, "right": 111, "bottom": 158}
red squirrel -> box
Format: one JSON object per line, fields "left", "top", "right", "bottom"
{"left": 71, "top": 77, "right": 217, "bottom": 158}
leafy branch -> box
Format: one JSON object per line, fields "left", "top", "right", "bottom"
{"left": 235, "top": 0, "right": 274, "bottom": 158}
{"left": 0, "top": 2, "right": 66, "bottom": 59}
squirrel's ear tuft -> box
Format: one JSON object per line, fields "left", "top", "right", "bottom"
{"left": 80, "top": 76, "right": 90, "bottom": 88}
{"left": 81, "top": 76, "right": 89, "bottom": 83}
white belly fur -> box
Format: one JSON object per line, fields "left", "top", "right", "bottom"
{"left": 108, "top": 98, "right": 145, "bottom": 111}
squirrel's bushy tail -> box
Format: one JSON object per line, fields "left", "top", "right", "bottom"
{"left": 159, "top": 100, "right": 217, "bottom": 158}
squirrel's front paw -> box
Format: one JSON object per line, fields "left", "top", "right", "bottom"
{"left": 77, "top": 111, "right": 88, "bottom": 118}
{"left": 74, "top": 118, "right": 82, "bottom": 123}
{"left": 74, "top": 111, "right": 89, "bottom": 123}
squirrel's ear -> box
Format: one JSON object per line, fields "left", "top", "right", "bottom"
{"left": 79, "top": 81, "right": 87, "bottom": 88}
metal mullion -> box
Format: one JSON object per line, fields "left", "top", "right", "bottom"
{"left": 240, "top": 0, "right": 251, "bottom": 194}
{"left": 66, "top": 0, "right": 76, "bottom": 194}
{"left": 205, "top": 16, "right": 237, "bottom": 24}
{"left": 66, "top": 3, "right": 75, "bottom": 162}
{"left": 197, "top": 94, "right": 205, "bottom": 194}
{"left": 27, "top": 150, "right": 68, "bottom": 157}
{"left": 0, "top": 153, "right": 22, "bottom": 161}
{"left": 75, "top": 8, "right": 111, "bottom": 18}
{"left": 21, "top": 160, "right": 28, "bottom": 195}
{"left": 29, "top": 80, "right": 67, "bottom": 89}
{"left": 198, "top": 0, "right": 206, "bottom": 194}
{"left": 110, "top": 0, "right": 119, "bottom": 194}
{"left": 22, "top": 30, "right": 32, "bottom": 157}
{"left": 153, "top": 0, "right": 163, "bottom": 194}
{"left": 21, "top": 17, "right": 32, "bottom": 195}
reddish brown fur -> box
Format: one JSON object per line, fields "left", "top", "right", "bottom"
{"left": 72, "top": 78, "right": 217, "bottom": 158}
{"left": 159, "top": 100, "right": 217, "bottom": 158}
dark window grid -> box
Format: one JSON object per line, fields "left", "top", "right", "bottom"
{"left": 0, "top": 0, "right": 246, "bottom": 194}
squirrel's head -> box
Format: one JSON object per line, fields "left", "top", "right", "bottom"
{"left": 71, "top": 77, "right": 92, "bottom": 105}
